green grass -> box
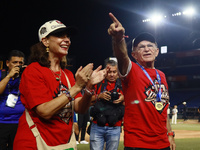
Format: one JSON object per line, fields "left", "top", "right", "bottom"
{"left": 170, "top": 119, "right": 200, "bottom": 131}
{"left": 77, "top": 120, "right": 200, "bottom": 150}
{"left": 171, "top": 123, "right": 200, "bottom": 131}
{"left": 175, "top": 138, "right": 200, "bottom": 150}
{"left": 77, "top": 140, "right": 200, "bottom": 150}
{"left": 119, "top": 140, "right": 200, "bottom": 150}
{"left": 76, "top": 141, "right": 124, "bottom": 150}
{"left": 77, "top": 144, "right": 90, "bottom": 150}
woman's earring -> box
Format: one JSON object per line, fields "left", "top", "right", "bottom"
{"left": 46, "top": 47, "right": 49, "bottom": 52}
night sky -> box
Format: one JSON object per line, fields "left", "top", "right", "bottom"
{"left": 1, "top": 0, "right": 200, "bottom": 73}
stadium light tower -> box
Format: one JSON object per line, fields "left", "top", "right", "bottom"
{"left": 151, "top": 14, "right": 163, "bottom": 24}
{"left": 182, "top": 7, "right": 195, "bottom": 16}
{"left": 142, "top": 13, "right": 165, "bottom": 24}
{"left": 142, "top": 7, "right": 196, "bottom": 23}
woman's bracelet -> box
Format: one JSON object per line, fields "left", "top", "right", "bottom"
{"left": 64, "top": 90, "right": 74, "bottom": 102}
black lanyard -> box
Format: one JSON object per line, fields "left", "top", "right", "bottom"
{"left": 7, "top": 79, "right": 20, "bottom": 96}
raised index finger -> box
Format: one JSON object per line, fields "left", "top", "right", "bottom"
{"left": 109, "top": 12, "right": 120, "bottom": 24}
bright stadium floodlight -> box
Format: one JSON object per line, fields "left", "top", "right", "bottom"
{"left": 142, "top": 14, "right": 164, "bottom": 24}
{"left": 182, "top": 7, "right": 195, "bottom": 16}
{"left": 172, "top": 12, "right": 182, "bottom": 17}
{"left": 151, "top": 14, "right": 163, "bottom": 24}
{"left": 142, "top": 18, "right": 151, "bottom": 23}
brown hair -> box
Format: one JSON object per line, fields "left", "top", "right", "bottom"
{"left": 28, "top": 42, "right": 67, "bottom": 69}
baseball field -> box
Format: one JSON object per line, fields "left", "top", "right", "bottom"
{"left": 77, "top": 119, "right": 200, "bottom": 150}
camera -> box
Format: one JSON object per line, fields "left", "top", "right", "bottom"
{"left": 17, "top": 65, "right": 25, "bottom": 76}
{"left": 109, "top": 89, "right": 119, "bottom": 102}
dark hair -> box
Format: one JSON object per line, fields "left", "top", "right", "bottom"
{"left": 28, "top": 42, "right": 67, "bottom": 69}
{"left": 104, "top": 58, "right": 117, "bottom": 68}
{"left": 7, "top": 50, "right": 25, "bottom": 61}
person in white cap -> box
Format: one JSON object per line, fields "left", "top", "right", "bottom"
{"left": 13, "top": 20, "right": 106, "bottom": 149}
{"left": 108, "top": 13, "right": 176, "bottom": 150}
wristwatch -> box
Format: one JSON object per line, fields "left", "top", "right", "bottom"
{"left": 167, "top": 131, "right": 175, "bottom": 137}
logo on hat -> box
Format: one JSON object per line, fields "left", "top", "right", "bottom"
{"left": 38, "top": 20, "right": 77, "bottom": 41}
{"left": 40, "top": 27, "right": 47, "bottom": 35}
{"left": 55, "top": 20, "right": 63, "bottom": 24}
{"left": 38, "top": 20, "right": 67, "bottom": 41}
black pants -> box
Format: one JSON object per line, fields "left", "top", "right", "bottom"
{"left": 76, "top": 110, "right": 89, "bottom": 141}
{"left": 183, "top": 112, "right": 187, "bottom": 121}
{"left": 0, "top": 123, "right": 18, "bottom": 150}
{"left": 124, "top": 147, "right": 170, "bottom": 150}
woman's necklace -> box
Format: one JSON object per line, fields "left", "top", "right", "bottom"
{"left": 50, "top": 69, "right": 62, "bottom": 81}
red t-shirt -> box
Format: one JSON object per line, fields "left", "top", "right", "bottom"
{"left": 14, "top": 62, "right": 81, "bottom": 149}
{"left": 93, "top": 79, "right": 123, "bottom": 126}
{"left": 122, "top": 61, "right": 170, "bottom": 149}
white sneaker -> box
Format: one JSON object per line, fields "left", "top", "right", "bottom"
{"left": 76, "top": 141, "right": 79, "bottom": 145}
{"left": 80, "top": 140, "right": 89, "bottom": 144}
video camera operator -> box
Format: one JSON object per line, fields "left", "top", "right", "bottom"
{"left": 90, "top": 58, "right": 124, "bottom": 150}
{"left": 0, "top": 50, "right": 26, "bottom": 150}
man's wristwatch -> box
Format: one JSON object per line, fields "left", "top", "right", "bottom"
{"left": 167, "top": 131, "right": 175, "bottom": 137}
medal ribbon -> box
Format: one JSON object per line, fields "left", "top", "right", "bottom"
{"left": 136, "top": 63, "right": 162, "bottom": 102}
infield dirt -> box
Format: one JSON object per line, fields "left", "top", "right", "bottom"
{"left": 82, "top": 119, "right": 200, "bottom": 142}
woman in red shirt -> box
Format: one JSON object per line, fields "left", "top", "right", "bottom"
{"left": 13, "top": 20, "right": 106, "bottom": 149}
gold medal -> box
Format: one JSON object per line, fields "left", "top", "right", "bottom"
{"left": 155, "top": 102, "right": 163, "bottom": 111}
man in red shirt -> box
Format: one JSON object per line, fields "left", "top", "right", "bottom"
{"left": 107, "top": 13, "right": 176, "bottom": 150}
{"left": 90, "top": 58, "right": 124, "bottom": 150}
